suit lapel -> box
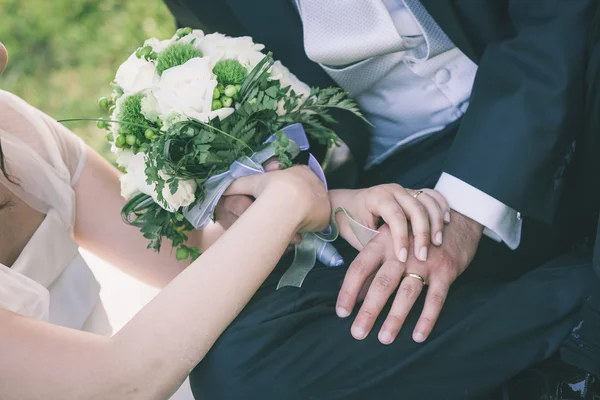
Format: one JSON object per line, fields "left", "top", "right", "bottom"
{"left": 419, "top": 0, "right": 479, "bottom": 63}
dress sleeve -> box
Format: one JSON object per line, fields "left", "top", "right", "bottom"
{"left": 0, "top": 90, "right": 87, "bottom": 185}
{"left": 0, "top": 90, "right": 87, "bottom": 230}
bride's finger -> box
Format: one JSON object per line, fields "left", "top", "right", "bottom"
{"left": 422, "top": 189, "right": 450, "bottom": 224}
{"left": 412, "top": 192, "right": 444, "bottom": 246}
{"left": 367, "top": 192, "right": 409, "bottom": 263}
{"left": 391, "top": 190, "right": 431, "bottom": 262}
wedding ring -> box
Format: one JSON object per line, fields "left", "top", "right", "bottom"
{"left": 413, "top": 190, "right": 424, "bottom": 199}
{"left": 405, "top": 272, "right": 426, "bottom": 285}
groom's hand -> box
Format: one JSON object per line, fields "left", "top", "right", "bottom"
{"left": 337, "top": 211, "right": 483, "bottom": 344}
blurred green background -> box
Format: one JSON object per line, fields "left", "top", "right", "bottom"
{"left": 0, "top": 0, "right": 175, "bottom": 162}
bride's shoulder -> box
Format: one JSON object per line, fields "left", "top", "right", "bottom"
{"left": 0, "top": 90, "right": 46, "bottom": 126}
{"left": 0, "top": 89, "right": 32, "bottom": 111}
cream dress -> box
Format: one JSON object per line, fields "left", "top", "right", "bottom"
{"left": 0, "top": 90, "right": 193, "bottom": 399}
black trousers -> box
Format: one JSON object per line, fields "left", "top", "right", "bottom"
{"left": 189, "top": 125, "right": 595, "bottom": 399}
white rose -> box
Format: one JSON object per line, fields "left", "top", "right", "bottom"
{"left": 119, "top": 152, "right": 155, "bottom": 200}
{"left": 144, "top": 37, "right": 174, "bottom": 53}
{"left": 114, "top": 53, "right": 160, "bottom": 95}
{"left": 116, "top": 150, "right": 134, "bottom": 169}
{"left": 270, "top": 61, "right": 311, "bottom": 97}
{"left": 159, "top": 172, "right": 197, "bottom": 210}
{"left": 141, "top": 92, "right": 160, "bottom": 123}
{"left": 177, "top": 30, "right": 206, "bottom": 49}
{"left": 119, "top": 152, "right": 197, "bottom": 211}
{"left": 269, "top": 61, "right": 311, "bottom": 115}
{"left": 155, "top": 57, "right": 234, "bottom": 122}
{"left": 199, "top": 33, "right": 266, "bottom": 70}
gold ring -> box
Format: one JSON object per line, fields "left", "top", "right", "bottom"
{"left": 413, "top": 190, "right": 424, "bottom": 199}
{"left": 405, "top": 272, "right": 426, "bottom": 285}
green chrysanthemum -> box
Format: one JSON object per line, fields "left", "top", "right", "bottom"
{"left": 156, "top": 42, "right": 203, "bottom": 75}
{"left": 117, "top": 94, "right": 148, "bottom": 138}
{"left": 213, "top": 59, "right": 248, "bottom": 85}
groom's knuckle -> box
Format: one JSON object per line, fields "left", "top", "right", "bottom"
{"left": 399, "top": 283, "right": 417, "bottom": 299}
{"left": 386, "top": 314, "right": 404, "bottom": 328}
{"left": 430, "top": 291, "right": 446, "bottom": 307}
{"left": 337, "top": 288, "right": 353, "bottom": 303}
{"left": 373, "top": 274, "right": 393, "bottom": 292}
{"left": 350, "top": 258, "right": 371, "bottom": 276}
{"left": 360, "top": 306, "right": 379, "bottom": 320}
{"left": 419, "top": 315, "right": 435, "bottom": 327}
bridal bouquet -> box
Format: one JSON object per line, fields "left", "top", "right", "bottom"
{"left": 95, "top": 28, "right": 366, "bottom": 263}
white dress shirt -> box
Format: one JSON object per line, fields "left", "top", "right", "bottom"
{"left": 296, "top": 0, "right": 522, "bottom": 249}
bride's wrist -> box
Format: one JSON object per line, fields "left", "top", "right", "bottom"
{"left": 259, "top": 186, "right": 306, "bottom": 229}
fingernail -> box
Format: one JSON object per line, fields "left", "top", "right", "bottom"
{"left": 444, "top": 212, "right": 451, "bottom": 223}
{"left": 419, "top": 246, "right": 428, "bottom": 261}
{"left": 399, "top": 247, "right": 408, "bottom": 263}
{"left": 413, "top": 331, "right": 425, "bottom": 343}
{"left": 352, "top": 326, "right": 366, "bottom": 340}
{"left": 379, "top": 331, "right": 393, "bottom": 345}
{"left": 435, "top": 231, "right": 443, "bottom": 245}
{"left": 336, "top": 307, "right": 350, "bottom": 318}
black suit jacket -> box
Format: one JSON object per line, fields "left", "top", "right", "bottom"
{"left": 164, "top": 0, "right": 592, "bottom": 227}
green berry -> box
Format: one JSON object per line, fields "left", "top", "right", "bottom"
{"left": 176, "top": 247, "right": 190, "bottom": 261}
{"left": 212, "top": 88, "right": 221, "bottom": 99}
{"left": 126, "top": 134, "right": 137, "bottom": 146}
{"left": 224, "top": 85, "right": 237, "bottom": 97}
{"left": 106, "top": 133, "right": 114, "bottom": 142}
{"left": 115, "top": 135, "right": 126, "bottom": 148}
{"left": 217, "top": 83, "right": 225, "bottom": 92}
{"left": 212, "top": 99, "right": 223, "bottom": 110}
{"left": 96, "top": 120, "right": 108, "bottom": 129}
{"left": 98, "top": 97, "right": 110, "bottom": 110}
{"left": 144, "top": 129, "right": 155, "bottom": 140}
{"left": 140, "top": 45, "right": 152, "bottom": 58}
{"left": 221, "top": 96, "right": 233, "bottom": 107}
{"left": 176, "top": 27, "right": 193, "bottom": 38}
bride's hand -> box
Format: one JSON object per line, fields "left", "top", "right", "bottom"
{"left": 329, "top": 186, "right": 450, "bottom": 262}
{"left": 225, "top": 165, "right": 331, "bottom": 233}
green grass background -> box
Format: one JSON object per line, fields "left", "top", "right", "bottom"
{"left": 0, "top": 0, "right": 176, "bottom": 162}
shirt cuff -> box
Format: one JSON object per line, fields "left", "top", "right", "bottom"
{"left": 434, "top": 173, "right": 522, "bottom": 250}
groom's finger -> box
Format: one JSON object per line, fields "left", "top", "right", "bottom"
{"left": 412, "top": 279, "right": 449, "bottom": 343}
{"left": 351, "top": 259, "right": 404, "bottom": 341}
{"left": 337, "top": 233, "right": 387, "bottom": 318}
{"left": 377, "top": 271, "right": 425, "bottom": 344}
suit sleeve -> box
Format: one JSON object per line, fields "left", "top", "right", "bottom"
{"left": 443, "top": 0, "right": 591, "bottom": 224}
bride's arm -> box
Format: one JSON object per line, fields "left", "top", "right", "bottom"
{"left": 0, "top": 166, "right": 329, "bottom": 400}
{"left": 73, "top": 149, "right": 226, "bottom": 288}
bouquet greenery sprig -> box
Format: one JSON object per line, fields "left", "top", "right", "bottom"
{"left": 95, "top": 28, "right": 367, "bottom": 262}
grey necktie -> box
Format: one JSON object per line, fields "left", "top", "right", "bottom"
{"left": 296, "top": 0, "right": 412, "bottom": 67}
